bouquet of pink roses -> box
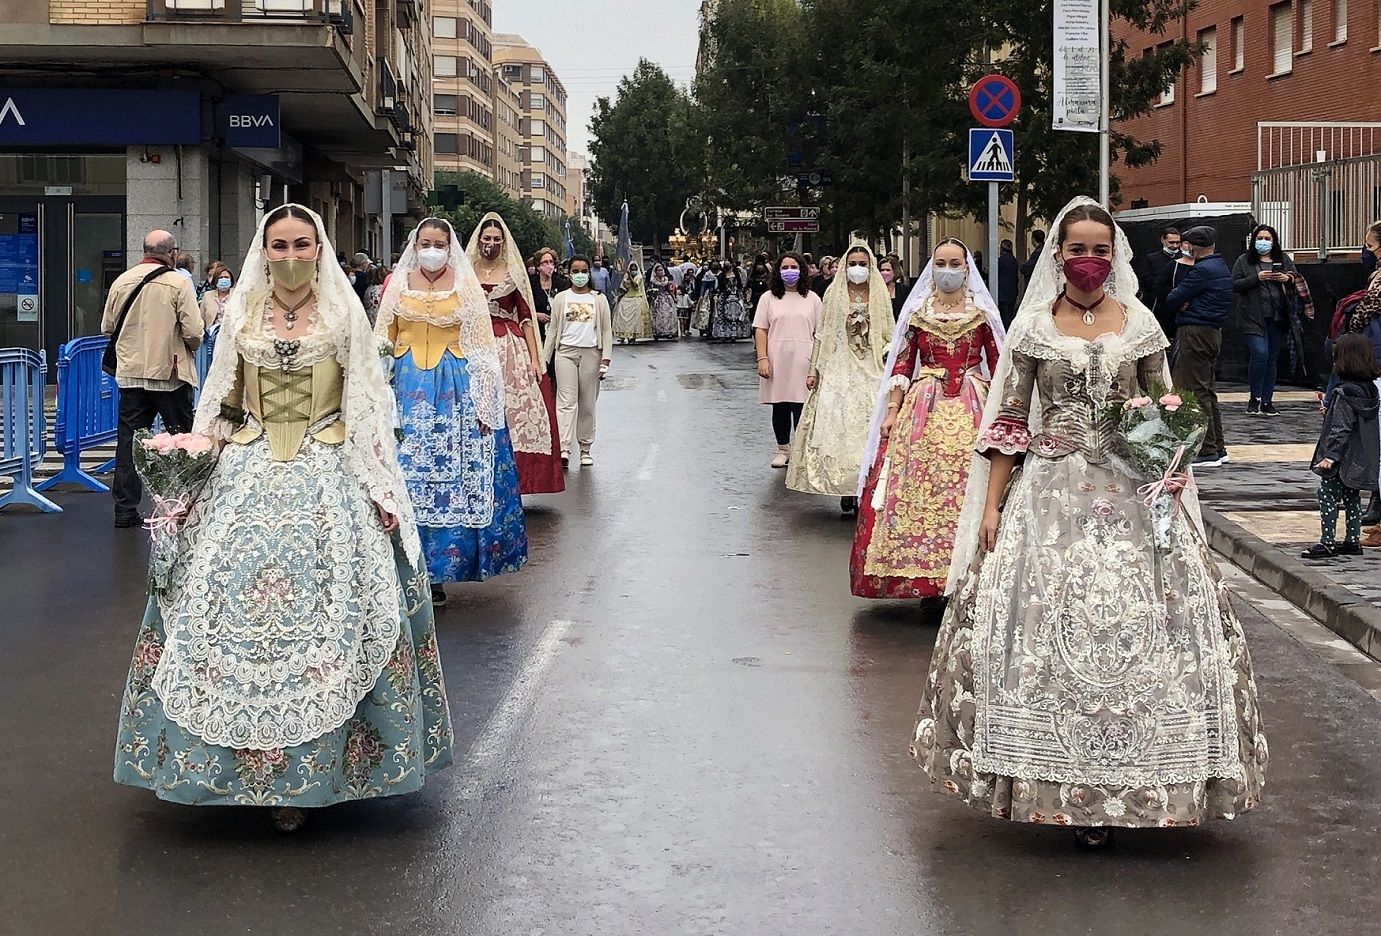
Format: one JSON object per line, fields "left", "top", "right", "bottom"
{"left": 133, "top": 430, "right": 217, "bottom": 595}
{"left": 1108, "top": 386, "right": 1206, "bottom": 553}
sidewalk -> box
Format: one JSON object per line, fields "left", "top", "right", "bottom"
{"left": 1197, "top": 383, "right": 1381, "bottom": 659}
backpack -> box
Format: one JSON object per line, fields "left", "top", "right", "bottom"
{"left": 1325, "top": 287, "right": 1369, "bottom": 359}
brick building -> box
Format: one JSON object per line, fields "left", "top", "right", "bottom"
{"left": 0, "top": 0, "right": 431, "bottom": 363}
{"left": 431, "top": 0, "right": 495, "bottom": 178}
{"left": 493, "top": 34, "right": 569, "bottom": 220}
{"left": 1115, "top": 0, "right": 1381, "bottom": 255}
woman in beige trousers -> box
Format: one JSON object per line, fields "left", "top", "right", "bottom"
{"left": 543, "top": 256, "right": 614, "bottom": 468}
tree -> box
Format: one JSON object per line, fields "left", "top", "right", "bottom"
{"left": 587, "top": 60, "right": 702, "bottom": 250}
{"left": 428, "top": 170, "right": 561, "bottom": 259}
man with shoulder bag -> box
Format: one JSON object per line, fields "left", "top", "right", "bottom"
{"left": 101, "top": 229, "right": 203, "bottom": 528}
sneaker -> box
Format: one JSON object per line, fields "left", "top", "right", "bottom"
{"left": 430, "top": 585, "right": 447, "bottom": 607}
{"left": 1191, "top": 453, "right": 1222, "bottom": 468}
{"left": 580, "top": 452, "right": 594, "bottom": 467}
{"left": 114, "top": 513, "right": 144, "bottom": 529}
{"left": 561, "top": 453, "right": 570, "bottom": 469}
{"left": 1246, "top": 398, "right": 1261, "bottom": 416}
{"left": 1260, "top": 402, "right": 1280, "bottom": 417}
{"left": 1300, "top": 543, "right": 1337, "bottom": 560}
{"left": 1334, "top": 541, "right": 1362, "bottom": 556}
{"left": 1216, "top": 450, "right": 1230, "bottom": 464}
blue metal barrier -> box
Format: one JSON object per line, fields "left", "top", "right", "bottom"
{"left": 37, "top": 335, "right": 118, "bottom": 493}
{"left": 0, "top": 347, "right": 60, "bottom": 513}
{"left": 193, "top": 329, "right": 216, "bottom": 406}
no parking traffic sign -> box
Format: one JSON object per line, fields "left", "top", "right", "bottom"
{"left": 968, "top": 75, "right": 1021, "bottom": 128}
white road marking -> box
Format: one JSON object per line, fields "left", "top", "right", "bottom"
{"left": 455, "top": 618, "right": 572, "bottom": 800}
{"left": 657, "top": 389, "right": 668, "bottom": 402}
{"left": 637, "top": 442, "right": 660, "bottom": 481}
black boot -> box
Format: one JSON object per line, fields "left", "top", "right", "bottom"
{"left": 1362, "top": 490, "right": 1381, "bottom": 527}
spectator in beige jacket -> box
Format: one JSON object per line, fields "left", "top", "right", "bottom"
{"left": 101, "top": 229, "right": 203, "bottom": 527}
{"left": 543, "top": 255, "right": 613, "bottom": 467}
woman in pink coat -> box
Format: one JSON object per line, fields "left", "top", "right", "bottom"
{"left": 753, "top": 252, "right": 823, "bottom": 468}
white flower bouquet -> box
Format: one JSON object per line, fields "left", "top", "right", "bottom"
{"left": 134, "top": 430, "right": 217, "bottom": 595}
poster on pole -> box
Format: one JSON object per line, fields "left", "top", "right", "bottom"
{"left": 1053, "top": 0, "right": 1100, "bottom": 133}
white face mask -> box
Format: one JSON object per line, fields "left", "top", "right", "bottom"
{"left": 933, "top": 267, "right": 967, "bottom": 294}
{"left": 846, "top": 265, "right": 870, "bottom": 285}
{"left": 417, "top": 246, "right": 448, "bottom": 272}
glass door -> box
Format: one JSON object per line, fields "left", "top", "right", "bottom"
{"left": 71, "top": 208, "right": 125, "bottom": 340}
{"left": 0, "top": 198, "right": 42, "bottom": 353}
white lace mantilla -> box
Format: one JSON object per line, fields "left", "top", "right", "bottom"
{"left": 152, "top": 436, "right": 402, "bottom": 751}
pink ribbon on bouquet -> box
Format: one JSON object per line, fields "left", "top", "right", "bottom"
{"left": 1137, "top": 444, "right": 1192, "bottom": 508}
{"left": 143, "top": 494, "right": 191, "bottom": 536}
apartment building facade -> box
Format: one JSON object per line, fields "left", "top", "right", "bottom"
{"left": 0, "top": 0, "right": 431, "bottom": 364}
{"left": 1115, "top": 0, "right": 1381, "bottom": 254}
{"left": 431, "top": 0, "right": 494, "bottom": 178}
{"left": 493, "top": 33, "right": 568, "bottom": 220}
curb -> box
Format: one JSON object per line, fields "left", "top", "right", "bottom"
{"left": 1203, "top": 505, "right": 1381, "bottom": 661}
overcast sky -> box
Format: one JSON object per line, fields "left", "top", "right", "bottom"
{"left": 494, "top": 0, "right": 701, "bottom": 157}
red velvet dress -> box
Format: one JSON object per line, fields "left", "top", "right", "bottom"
{"left": 850, "top": 312, "right": 998, "bottom": 598}
{"left": 483, "top": 279, "right": 565, "bottom": 495}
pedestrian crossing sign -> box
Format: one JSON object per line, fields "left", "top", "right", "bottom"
{"left": 968, "top": 128, "right": 1015, "bottom": 182}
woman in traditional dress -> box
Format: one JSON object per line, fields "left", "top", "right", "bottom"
{"left": 612, "top": 262, "right": 654, "bottom": 343}
{"left": 753, "top": 252, "right": 823, "bottom": 468}
{"left": 675, "top": 262, "right": 696, "bottom": 337}
{"left": 787, "top": 244, "right": 894, "bottom": 514}
{"left": 851, "top": 240, "right": 1004, "bottom": 597}
{"left": 113, "top": 204, "right": 452, "bottom": 831}
{"left": 648, "top": 262, "right": 680, "bottom": 339}
{"left": 465, "top": 213, "right": 565, "bottom": 495}
{"left": 910, "top": 197, "right": 1267, "bottom": 845}
{"left": 377, "top": 218, "right": 527, "bottom": 606}
{"left": 711, "top": 259, "right": 752, "bottom": 341}
{"left": 691, "top": 263, "right": 717, "bottom": 336}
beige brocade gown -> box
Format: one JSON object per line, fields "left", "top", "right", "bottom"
{"left": 911, "top": 332, "right": 1267, "bottom": 829}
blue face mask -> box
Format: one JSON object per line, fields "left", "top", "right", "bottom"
{"left": 1254, "top": 239, "right": 1273, "bottom": 255}
{"left": 1363, "top": 245, "right": 1378, "bottom": 274}
{"left": 215, "top": 276, "right": 232, "bottom": 291}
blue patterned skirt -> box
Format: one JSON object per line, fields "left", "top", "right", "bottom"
{"left": 113, "top": 436, "right": 453, "bottom": 807}
{"left": 394, "top": 350, "right": 528, "bottom": 583}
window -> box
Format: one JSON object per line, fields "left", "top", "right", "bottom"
{"left": 503, "top": 64, "right": 522, "bottom": 80}
{"left": 434, "top": 93, "right": 458, "bottom": 116}
{"left": 1199, "top": 26, "right": 1218, "bottom": 93}
{"left": 531, "top": 93, "right": 546, "bottom": 111}
{"left": 1271, "top": 3, "right": 1294, "bottom": 74}
{"left": 530, "top": 118, "right": 545, "bottom": 136}
{"left": 1232, "top": 17, "right": 1246, "bottom": 70}
{"left": 531, "top": 66, "right": 545, "bottom": 82}
{"left": 1157, "top": 43, "right": 1176, "bottom": 104}
{"left": 434, "top": 16, "right": 456, "bottom": 39}
{"left": 435, "top": 55, "right": 457, "bottom": 77}
{"left": 1333, "top": 0, "right": 1347, "bottom": 42}
{"left": 435, "top": 133, "right": 459, "bottom": 154}
{"left": 530, "top": 145, "right": 546, "bottom": 164}
{"left": 531, "top": 173, "right": 545, "bottom": 189}
{"left": 1298, "top": 0, "right": 1314, "bottom": 50}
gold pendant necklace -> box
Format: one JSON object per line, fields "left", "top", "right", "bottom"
{"left": 273, "top": 290, "right": 313, "bottom": 331}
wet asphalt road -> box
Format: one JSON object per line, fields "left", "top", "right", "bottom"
{"left": 3, "top": 338, "right": 1381, "bottom": 936}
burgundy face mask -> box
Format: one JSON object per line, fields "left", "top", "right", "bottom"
{"left": 1063, "top": 255, "right": 1112, "bottom": 292}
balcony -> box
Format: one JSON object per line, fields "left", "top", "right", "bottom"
{"left": 147, "top": 0, "right": 353, "bottom": 32}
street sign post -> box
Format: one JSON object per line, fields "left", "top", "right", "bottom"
{"left": 968, "top": 74, "right": 1021, "bottom": 128}
{"left": 765, "top": 206, "right": 821, "bottom": 234}
{"left": 967, "top": 126, "right": 1016, "bottom": 306}
{"left": 795, "top": 170, "right": 833, "bottom": 188}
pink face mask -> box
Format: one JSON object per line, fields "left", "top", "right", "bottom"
{"left": 881, "top": 270, "right": 895, "bottom": 284}
{"left": 539, "top": 262, "right": 555, "bottom": 276}
{"left": 1063, "top": 255, "right": 1112, "bottom": 293}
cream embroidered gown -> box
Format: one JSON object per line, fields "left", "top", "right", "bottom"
{"left": 114, "top": 310, "right": 453, "bottom": 806}
{"left": 911, "top": 320, "right": 1267, "bottom": 827}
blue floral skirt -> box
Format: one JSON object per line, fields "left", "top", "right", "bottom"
{"left": 113, "top": 437, "right": 454, "bottom": 808}
{"left": 394, "top": 350, "right": 528, "bottom": 583}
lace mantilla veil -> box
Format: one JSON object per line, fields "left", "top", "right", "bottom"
{"left": 856, "top": 243, "right": 1007, "bottom": 498}
{"left": 374, "top": 217, "right": 505, "bottom": 431}
{"left": 819, "top": 241, "right": 895, "bottom": 374}
{"left": 193, "top": 203, "right": 424, "bottom": 569}
{"left": 943, "top": 195, "right": 1202, "bottom": 594}
{"left": 464, "top": 210, "right": 537, "bottom": 316}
